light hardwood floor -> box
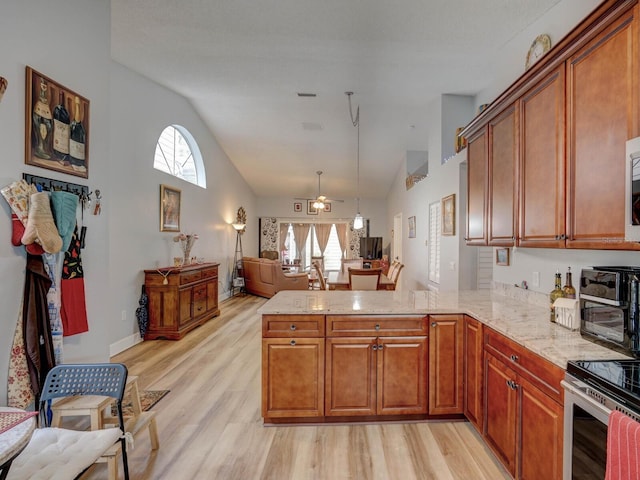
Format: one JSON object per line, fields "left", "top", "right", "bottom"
{"left": 85, "top": 294, "right": 509, "bottom": 480}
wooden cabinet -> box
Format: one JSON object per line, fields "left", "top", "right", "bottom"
{"left": 463, "top": 0, "right": 640, "bottom": 250}
{"left": 483, "top": 328, "right": 564, "bottom": 480}
{"left": 567, "top": 8, "right": 639, "bottom": 249}
{"left": 325, "top": 335, "right": 428, "bottom": 416}
{"left": 466, "top": 129, "right": 488, "bottom": 245}
{"left": 463, "top": 315, "right": 483, "bottom": 432}
{"left": 519, "top": 67, "right": 566, "bottom": 248}
{"left": 144, "top": 263, "right": 220, "bottom": 340}
{"left": 428, "top": 314, "right": 463, "bottom": 415}
{"left": 488, "top": 104, "right": 518, "bottom": 246}
{"left": 326, "top": 315, "right": 428, "bottom": 417}
{"left": 262, "top": 314, "right": 325, "bottom": 419}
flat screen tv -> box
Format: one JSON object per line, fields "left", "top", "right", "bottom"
{"left": 360, "top": 237, "right": 382, "bottom": 260}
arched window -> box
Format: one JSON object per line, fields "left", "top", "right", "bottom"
{"left": 154, "top": 125, "right": 206, "bottom": 187}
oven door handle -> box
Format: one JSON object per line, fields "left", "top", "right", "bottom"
{"left": 580, "top": 293, "right": 623, "bottom": 307}
{"left": 561, "top": 379, "right": 612, "bottom": 419}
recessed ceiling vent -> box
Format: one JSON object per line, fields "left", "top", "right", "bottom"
{"left": 302, "top": 122, "right": 323, "bottom": 131}
{"left": 297, "top": 92, "right": 317, "bottom": 97}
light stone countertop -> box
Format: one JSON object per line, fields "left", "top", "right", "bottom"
{"left": 258, "top": 289, "right": 631, "bottom": 369}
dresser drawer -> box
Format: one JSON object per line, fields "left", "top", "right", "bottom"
{"left": 262, "top": 314, "right": 325, "bottom": 338}
{"left": 180, "top": 271, "right": 202, "bottom": 285}
{"left": 484, "top": 328, "right": 564, "bottom": 402}
{"left": 201, "top": 267, "right": 218, "bottom": 280}
{"left": 326, "top": 315, "right": 428, "bottom": 337}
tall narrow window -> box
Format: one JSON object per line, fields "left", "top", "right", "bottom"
{"left": 154, "top": 125, "right": 206, "bottom": 187}
{"left": 429, "top": 201, "right": 441, "bottom": 284}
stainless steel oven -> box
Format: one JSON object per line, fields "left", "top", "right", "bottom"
{"left": 563, "top": 360, "right": 640, "bottom": 479}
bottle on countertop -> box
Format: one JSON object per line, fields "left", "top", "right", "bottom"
{"left": 549, "top": 269, "right": 564, "bottom": 322}
{"left": 563, "top": 267, "right": 576, "bottom": 299}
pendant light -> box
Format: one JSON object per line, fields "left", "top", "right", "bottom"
{"left": 347, "top": 92, "right": 364, "bottom": 230}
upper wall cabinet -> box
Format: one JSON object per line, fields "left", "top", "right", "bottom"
{"left": 566, "top": 7, "right": 639, "bottom": 249}
{"left": 463, "top": 0, "right": 640, "bottom": 250}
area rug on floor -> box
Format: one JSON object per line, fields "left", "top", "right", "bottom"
{"left": 112, "top": 390, "right": 170, "bottom": 417}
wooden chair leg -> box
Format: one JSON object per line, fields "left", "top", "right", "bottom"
{"left": 148, "top": 417, "right": 160, "bottom": 450}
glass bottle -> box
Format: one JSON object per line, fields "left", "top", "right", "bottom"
{"left": 53, "top": 88, "right": 70, "bottom": 163}
{"left": 549, "top": 269, "right": 564, "bottom": 322}
{"left": 69, "top": 96, "right": 86, "bottom": 169}
{"left": 32, "top": 78, "right": 53, "bottom": 159}
{"left": 563, "top": 267, "right": 576, "bottom": 299}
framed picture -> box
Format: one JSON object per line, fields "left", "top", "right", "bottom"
{"left": 408, "top": 216, "right": 416, "bottom": 238}
{"left": 442, "top": 194, "right": 456, "bottom": 236}
{"left": 324, "top": 203, "right": 331, "bottom": 213}
{"left": 25, "top": 66, "right": 90, "bottom": 178}
{"left": 160, "top": 184, "right": 181, "bottom": 232}
{"left": 307, "top": 200, "right": 318, "bottom": 215}
{"left": 294, "top": 202, "right": 302, "bottom": 212}
{"left": 496, "top": 248, "right": 510, "bottom": 266}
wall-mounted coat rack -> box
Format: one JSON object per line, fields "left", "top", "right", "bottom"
{"left": 22, "top": 173, "right": 89, "bottom": 197}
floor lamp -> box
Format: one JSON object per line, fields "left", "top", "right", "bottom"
{"left": 231, "top": 208, "right": 246, "bottom": 296}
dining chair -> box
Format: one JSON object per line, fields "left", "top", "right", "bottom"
{"left": 348, "top": 267, "right": 382, "bottom": 290}
{"left": 387, "top": 260, "right": 398, "bottom": 280}
{"left": 390, "top": 263, "right": 404, "bottom": 284}
{"left": 311, "top": 256, "right": 324, "bottom": 274}
{"left": 7, "top": 363, "right": 130, "bottom": 480}
{"left": 311, "top": 260, "right": 327, "bottom": 290}
{"left": 341, "top": 257, "right": 363, "bottom": 274}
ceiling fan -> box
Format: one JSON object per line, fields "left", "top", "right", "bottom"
{"left": 295, "top": 171, "right": 344, "bottom": 210}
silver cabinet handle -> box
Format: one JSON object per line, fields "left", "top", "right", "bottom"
{"left": 372, "top": 344, "right": 378, "bottom": 350}
{"left": 290, "top": 340, "right": 296, "bottom": 346}
{"left": 290, "top": 324, "right": 296, "bottom": 331}
{"left": 375, "top": 324, "right": 380, "bottom": 331}
{"left": 378, "top": 344, "right": 384, "bottom": 350}
{"left": 510, "top": 354, "right": 518, "bottom": 362}
{"left": 431, "top": 322, "right": 437, "bottom": 328}
{"left": 505, "top": 379, "right": 518, "bottom": 390}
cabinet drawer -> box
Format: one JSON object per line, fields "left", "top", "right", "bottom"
{"left": 262, "top": 315, "right": 325, "bottom": 338}
{"left": 180, "top": 271, "right": 202, "bottom": 285}
{"left": 327, "top": 315, "right": 428, "bottom": 337}
{"left": 201, "top": 267, "right": 218, "bottom": 279}
{"left": 484, "top": 328, "right": 563, "bottom": 402}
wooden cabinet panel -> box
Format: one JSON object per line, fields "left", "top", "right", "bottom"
{"left": 144, "top": 263, "right": 220, "bottom": 340}
{"left": 488, "top": 105, "right": 518, "bottom": 246}
{"left": 326, "top": 315, "right": 428, "bottom": 337}
{"left": 378, "top": 336, "right": 428, "bottom": 415}
{"left": 463, "top": 316, "right": 483, "bottom": 432}
{"left": 428, "top": 315, "right": 463, "bottom": 415}
{"left": 466, "top": 130, "right": 488, "bottom": 245}
{"left": 484, "top": 352, "right": 518, "bottom": 477}
{"left": 567, "top": 10, "right": 639, "bottom": 249}
{"left": 262, "top": 338, "right": 324, "bottom": 418}
{"left": 263, "top": 314, "right": 325, "bottom": 338}
{"left": 325, "top": 337, "right": 377, "bottom": 416}
{"left": 519, "top": 67, "right": 566, "bottom": 248}
{"left": 519, "top": 377, "right": 563, "bottom": 480}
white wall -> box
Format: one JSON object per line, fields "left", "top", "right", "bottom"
{"left": 0, "top": 0, "right": 255, "bottom": 404}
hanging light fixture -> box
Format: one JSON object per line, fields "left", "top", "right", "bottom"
{"left": 346, "top": 91, "right": 364, "bottom": 230}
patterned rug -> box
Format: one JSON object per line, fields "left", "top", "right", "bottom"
{"left": 113, "top": 390, "right": 170, "bottom": 417}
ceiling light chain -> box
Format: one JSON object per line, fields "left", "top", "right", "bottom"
{"left": 346, "top": 92, "right": 363, "bottom": 230}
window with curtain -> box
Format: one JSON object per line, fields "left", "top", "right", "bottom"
{"left": 283, "top": 223, "right": 346, "bottom": 271}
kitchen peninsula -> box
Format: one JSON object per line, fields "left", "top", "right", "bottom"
{"left": 260, "top": 289, "right": 627, "bottom": 479}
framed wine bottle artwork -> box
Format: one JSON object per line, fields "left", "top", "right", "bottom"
{"left": 25, "top": 66, "right": 90, "bottom": 179}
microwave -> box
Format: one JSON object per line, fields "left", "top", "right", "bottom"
{"left": 625, "top": 136, "right": 640, "bottom": 241}
{"left": 580, "top": 267, "right": 640, "bottom": 358}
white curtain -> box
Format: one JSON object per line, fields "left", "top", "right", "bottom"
{"left": 292, "top": 223, "right": 311, "bottom": 260}
{"left": 335, "top": 223, "right": 348, "bottom": 259}
{"left": 314, "top": 223, "right": 332, "bottom": 255}
{"left": 279, "top": 223, "right": 289, "bottom": 257}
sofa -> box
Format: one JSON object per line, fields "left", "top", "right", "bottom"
{"left": 242, "top": 257, "right": 308, "bottom": 298}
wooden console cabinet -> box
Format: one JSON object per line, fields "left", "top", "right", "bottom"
{"left": 144, "top": 263, "right": 220, "bottom": 340}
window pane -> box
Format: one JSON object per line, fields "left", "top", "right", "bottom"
{"left": 153, "top": 125, "right": 204, "bottom": 187}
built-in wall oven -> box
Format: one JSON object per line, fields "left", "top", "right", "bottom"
{"left": 562, "top": 360, "right": 640, "bottom": 479}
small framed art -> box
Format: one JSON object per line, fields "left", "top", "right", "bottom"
{"left": 408, "top": 216, "right": 416, "bottom": 238}
{"left": 160, "top": 184, "right": 181, "bottom": 232}
{"left": 294, "top": 202, "right": 302, "bottom": 212}
{"left": 496, "top": 248, "right": 510, "bottom": 266}
{"left": 441, "top": 194, "right": 455, "bottom": 236}
{"left": 324, "top": 203, "right": 331, "bottom": 213}
{"left": 307, "top": 200, "right": 318, "bottom": 215}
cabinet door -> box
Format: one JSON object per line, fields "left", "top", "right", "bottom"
{"left": 262, "top": 338, "right": 324, "bottom": 418}
{"left": 179, "top": 287, "right": 192, "bottom": 325}
{"left": 428, "top": 315, "right": 463, "bottom": 415}
{"left": 466, "top": 129, "right": 488, "bottom": 245}
{"left": 519, "top": 376, "right": 563, "bottom": 480}
{"left": 488, "top": 105, "right": 517, "bottom": 246}
{"left": 484, "top": 353, "right": 517, "bottom": 477}
{"left": 146, "top": 286, "right": 179, "bottom": 333}
{"left": 325, "top": 337, "right": 377, "bottom": 416}
{"left": 519, "top": 67, "right": 566, "bottom": 248}
{"left": 377, "top": 336, "right": 428, "bottom": 415}
{"left": 463, "top": 316, "right": 483, "bottom": 431}
{"left": 206, "top": 279, "right": 218, "bottom": 314}
{"left": 567, "top": 10, "right": 639, "bottom": 249}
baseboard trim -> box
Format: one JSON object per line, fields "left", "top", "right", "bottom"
{"left": 110, "top": 332, "right": 143, "bottom": 357}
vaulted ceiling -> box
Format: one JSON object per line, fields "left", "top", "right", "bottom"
{"left": 111, "top": 0, "right": 564, "bottom": 201}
